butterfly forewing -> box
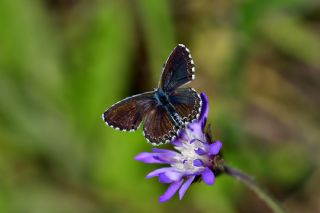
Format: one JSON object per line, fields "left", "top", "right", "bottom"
{"left": 143, "top": 106, "right": 177, "bottom": 145}
{"left": 159, "top": 44, "right": 195, "bottom": 93}
{"left": 169, "top": 88, "right": 202, "bottom": 124}
{"left": 103, "top": 92, "right": 157, "bottom": 131}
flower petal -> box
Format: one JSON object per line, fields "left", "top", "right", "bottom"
{"left": 146, "top": 167, "right": 174, "bottom": 178}
{"left": 171, "top": 138, "right": 183, "bottom": 147}
{"left": 159, "top": 173, "right": 174, "bottom": 183}
{"left": 179, "top": 175, "right": 195, "bottom": 200}
{"left": 153, "top": 150, "right": 178, "bottom": 163}
{"left": 152, "top": 148, "right": 177, "bottom": 155}
{"left": 171, "top": 130, "right": 188, "bottom": 146}
{"left": 195, "top": 148, "right": 207, "bottom": 155}
{"left": 190, "top": 138, "right": 205, "bottom": 144}
{"left": 199, "top": 93, "right": 209, "bottom": 128}
{"left": 209, "top": 141, "right": 222, "bottom": 155}
{"left": 159, "top": 179, "right": 184, "bottom": 202}
{"left": 202, "top": 167, "right": 215, "bottom": 185}
{"left": 187, "top": 123, "right": 203, "bottom": 137}
{"left": 193, "top": 159, "right": 204, "bottom": 167}
{"left": 160, "top": 170, "right": 184, "bottom": 182}
{"left": 134, "top": 152, "right": 163, "bottom": 164}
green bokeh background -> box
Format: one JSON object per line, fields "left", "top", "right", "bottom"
{"left": 0, "top": 0, "right": 319, "bottom": 212}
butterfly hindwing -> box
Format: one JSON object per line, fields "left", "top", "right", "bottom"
{"left": 103, "top": 92, "right": 157, "bottom": 131}
{"left": 159, "top": 44, "right": 195, "bottom": 93}
{"left": 169, "top": 87, "right": 202, "bottom": 124}
{"left": 143, "top": 106, "right": 177, "bottom": 145}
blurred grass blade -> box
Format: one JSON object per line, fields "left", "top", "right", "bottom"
{"left": 69, "top": 2, "right": 135, "bottom": 132}
{"left": 0, "top": 0, "right": 63, "bottom": 95}
{"left": 260, "top": 14, "right": 320, "bottom": 68}
{"left": 137, "top": 0, "right": 176, "bottom": 83}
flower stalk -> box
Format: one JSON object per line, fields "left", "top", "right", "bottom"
{"left": 223, "top": 165, "right": 286, "bottom": 213}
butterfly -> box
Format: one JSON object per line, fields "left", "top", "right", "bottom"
{"left": 102, "top": 44, "right": 202, "bottom": 145}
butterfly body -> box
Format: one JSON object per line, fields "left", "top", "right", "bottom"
{"left": 154, "top": 88, "right": 184, "bottom": 127}
{"left": 103, "top": 44, "right": 201, "bottom": 145}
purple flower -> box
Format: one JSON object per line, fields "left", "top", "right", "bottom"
{"left": 135, "top": 93, "right": 222, "bottom": 202}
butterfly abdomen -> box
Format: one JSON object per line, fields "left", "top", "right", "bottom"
{"left": 169, "top": 109, "right": 184, "bottom": 127}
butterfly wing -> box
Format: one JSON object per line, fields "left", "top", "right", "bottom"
{"left": 143, "top": 105, "right": 177, "bottom": 145}
{"left": 159, "top": 44, "right": 195, "bottom": 93}
{"left": 169, "top": 87, "right": 202, "bottom": 124}
{"left": 103, "top": 91, "right": 157, "bottom": 131}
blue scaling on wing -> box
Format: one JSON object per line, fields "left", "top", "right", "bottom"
{"left": 159, "top": 44, "right": 195, "bottom": 94}
{"left": 169, "top": 88, "right": 202, "bottom": 126}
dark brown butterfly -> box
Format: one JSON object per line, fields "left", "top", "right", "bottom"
{"left": 102, "top": 44, "right": 202, "bottom": 145}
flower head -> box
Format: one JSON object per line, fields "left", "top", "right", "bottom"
{"left": 135, "top": 93, "right": 222, "bottom": 202}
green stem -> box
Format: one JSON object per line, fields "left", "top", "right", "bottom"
{"left": 223, "top": 165, "right": 286, "bottom": 213}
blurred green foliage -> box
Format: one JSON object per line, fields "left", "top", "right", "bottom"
{"left": 0, "top": 0, "right": 319, "bottom": 212}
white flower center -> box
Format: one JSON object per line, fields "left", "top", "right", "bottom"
{"left": 171, "top": 129, "right": 208, "bottom": 174}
